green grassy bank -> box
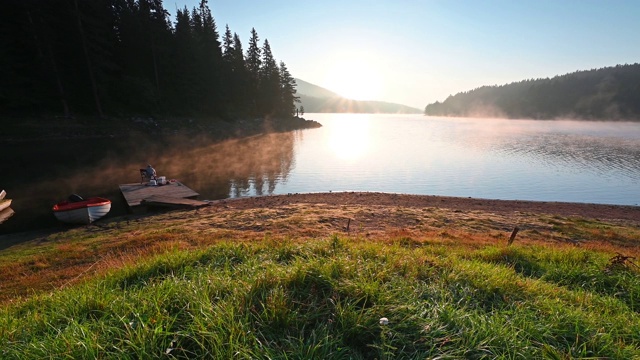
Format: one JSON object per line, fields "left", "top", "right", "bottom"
{"left": 1, "top": 230, "right": 639, "bottom": 359}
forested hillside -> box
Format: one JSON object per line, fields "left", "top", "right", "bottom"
{"left": 424, "top": 64, "right": 640, "bottom": 120}
{"left": 295, "top": 79, "right": 421, "bottom": 114}
{"left": 1, "top": 0, "right": 299, "bottom": 122}
{"left": 295, "top": 79, "right": 341, "bottom": 99}
{"left": 299, "top": 95, "right": 422, "bottom": 114}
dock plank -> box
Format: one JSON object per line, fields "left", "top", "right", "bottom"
{"left": 141, "top": 195, "right": 210, "bottom": 209}
{"left": 119, "top": 181, "right": 200, "bottom": 208}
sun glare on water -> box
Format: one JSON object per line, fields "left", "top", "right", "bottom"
{"left": 324, "top": 58, "right": 383, "bottom": 101}
{"left": 328, "top": 117, "right": 371, "bottom": 160}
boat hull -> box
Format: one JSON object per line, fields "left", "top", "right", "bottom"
{"left": 0, "top": 207, "right": 14, "bottom": 224}
{"left": 53, "top": 197, "right": 111, "bottom": 224}
{"left": 0, "top": 199, "right": 11, "bottom": 213}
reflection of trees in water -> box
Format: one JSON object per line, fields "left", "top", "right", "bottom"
{"left": 229, "top": 132, "right": 295, "bottom": 197}
{"left": 156, "top": 132, "right": 296, "bottom": 199}
{"left": 7, "top": 131, "right": 296, "bottom": 200}
{"left": 1, "top": 132, "right": 296, "bottom": 234}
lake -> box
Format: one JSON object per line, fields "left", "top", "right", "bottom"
{"left": 2, "top": 113, "right": 639, "bottom": 234}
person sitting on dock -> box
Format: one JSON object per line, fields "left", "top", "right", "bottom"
{"left": 145, "top": 164, "right": 157, "bottom": 180}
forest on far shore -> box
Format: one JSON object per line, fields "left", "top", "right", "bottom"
{"left": 1, "top": 0, "right": 300, "bottom": 123}
{"left": 424, "top": 64, "right": 640, "bottom": 121}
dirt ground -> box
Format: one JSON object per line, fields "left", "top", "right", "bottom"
{"left": 2, "top": 191, "right": 639, "bottom": 250}
{"left": 206, "top": 192, "right": 640, "bottom": 222}
{"left": 168, "top": 192, "right": 640, "bottom": 245}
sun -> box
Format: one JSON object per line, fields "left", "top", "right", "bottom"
{"left": 324, "top": 58, "right": 383, "bottom": 101}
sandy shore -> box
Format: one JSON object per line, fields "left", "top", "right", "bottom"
{"left": 208, "top": 192, "right": 640, "bottom": 223}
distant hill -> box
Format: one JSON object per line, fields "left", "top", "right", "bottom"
{"left": 424, "top": 63, "right": 640, "bottom": 121}
{"left": 295, "top": 79, "right": 341, "bottom": 99}
{"left": 295, "top": 79, "right": 422, "bottom": 114}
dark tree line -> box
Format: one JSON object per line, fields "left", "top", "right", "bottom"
{"left": 424, "top": 64, "right": 640, "bottom": 121}
{"left": 1, "top": 0, "right": 299, "bottom": 121}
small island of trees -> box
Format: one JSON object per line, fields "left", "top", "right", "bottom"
{"left": 1, "top": 0, "right": 301, "bottom": 125}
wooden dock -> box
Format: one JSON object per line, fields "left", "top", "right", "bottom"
{"left": 141, "top": 195, "right": 210, "bottom": 209}
{"left": 119, "top": 181, "right": 206, "bottom": 211}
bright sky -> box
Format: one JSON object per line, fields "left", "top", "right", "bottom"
{"left": 173, "top": 0, "right": 640, "bottom": 109}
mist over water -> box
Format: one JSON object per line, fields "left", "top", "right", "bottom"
{"left": 2, "top": 113, "right": 639, "bottom": 234}
{"left": 0, "top": 132, "right": 296, "bottom": 234}
{"left": 283, "top": 114, "right": 640, "bottom": 205}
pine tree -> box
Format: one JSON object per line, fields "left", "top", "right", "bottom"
{"left": 246, "top": 28, "right": 261, "bottom": 80}
{"left": 222, "top": 24, "right": 233, "bottom": 61}
{"left": 245, "top": 28, "right": 261, "bottom": 116}
{"left": 258, "top": 39, "right": 280, "bottom": 116}
{"left": 171, "top": 7, "right": 199, "bottom": 114}
{"left": 192, "top": 0, "right": 223, "bottom": 116}
{"left": 219, "top": 24, "right": 235, "bottom": 115}
{"left": 110, "top": 0, "right": 173, "bottom": 114}
{"left": 279, "top": 61, "right": 299, "bottom": 117}
{"left": 143, "top": 0, "right": 172, "bottom": 101}
{"left": 230, "top": 32, "right": 249, "bottom": 116}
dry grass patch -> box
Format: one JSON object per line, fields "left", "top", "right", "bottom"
{"left": 0, "top": 195, "right": 639, "bottom": 305}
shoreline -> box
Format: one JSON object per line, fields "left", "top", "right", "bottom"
{"left": 0, "top": 115, "right": 321, "bottom": 143}
{"left": 1, "top": 191, "right": 639, "bottom": 303}
{"left": 1, "top": 191, "right": 638, "bottom": 249}
{"left": 206, "top": 192, "right": 640, "bottom": 222}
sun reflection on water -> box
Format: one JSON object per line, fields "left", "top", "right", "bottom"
{"left": 327, "top": 116, "right": 371, "bottom": 160}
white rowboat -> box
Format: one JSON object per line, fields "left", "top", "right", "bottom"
{"left": 0, "top": 199, "right": 11, "bottom": 213}
{"left": 53, "top": 197, "right": 111, "bottom": 224}
{"left": 0, "top": 207, "right": 14, "bottom": 225}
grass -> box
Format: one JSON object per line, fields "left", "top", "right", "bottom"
{"left": 0, "top": 204, "right": 639, "bottom": 358}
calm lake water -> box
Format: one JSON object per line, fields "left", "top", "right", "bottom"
{"left": 2, "top": 113, "right": 639, "bottom": 234}
{"left": 285, "top": 114, "right": 640, "bottom": 205}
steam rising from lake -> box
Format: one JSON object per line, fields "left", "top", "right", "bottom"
{"left": 1, "top": 132, "right": 297, "bottom": 234}
{"left": 2, "top": 114, "right": 639, "bottom": 235}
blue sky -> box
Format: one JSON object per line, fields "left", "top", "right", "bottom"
{"left": 172, "top": 0, "right": 640, "bottom": 109}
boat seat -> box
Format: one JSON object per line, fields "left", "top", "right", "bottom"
{"left": 68, "top": 194, "right": 84, "bottom": 202}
